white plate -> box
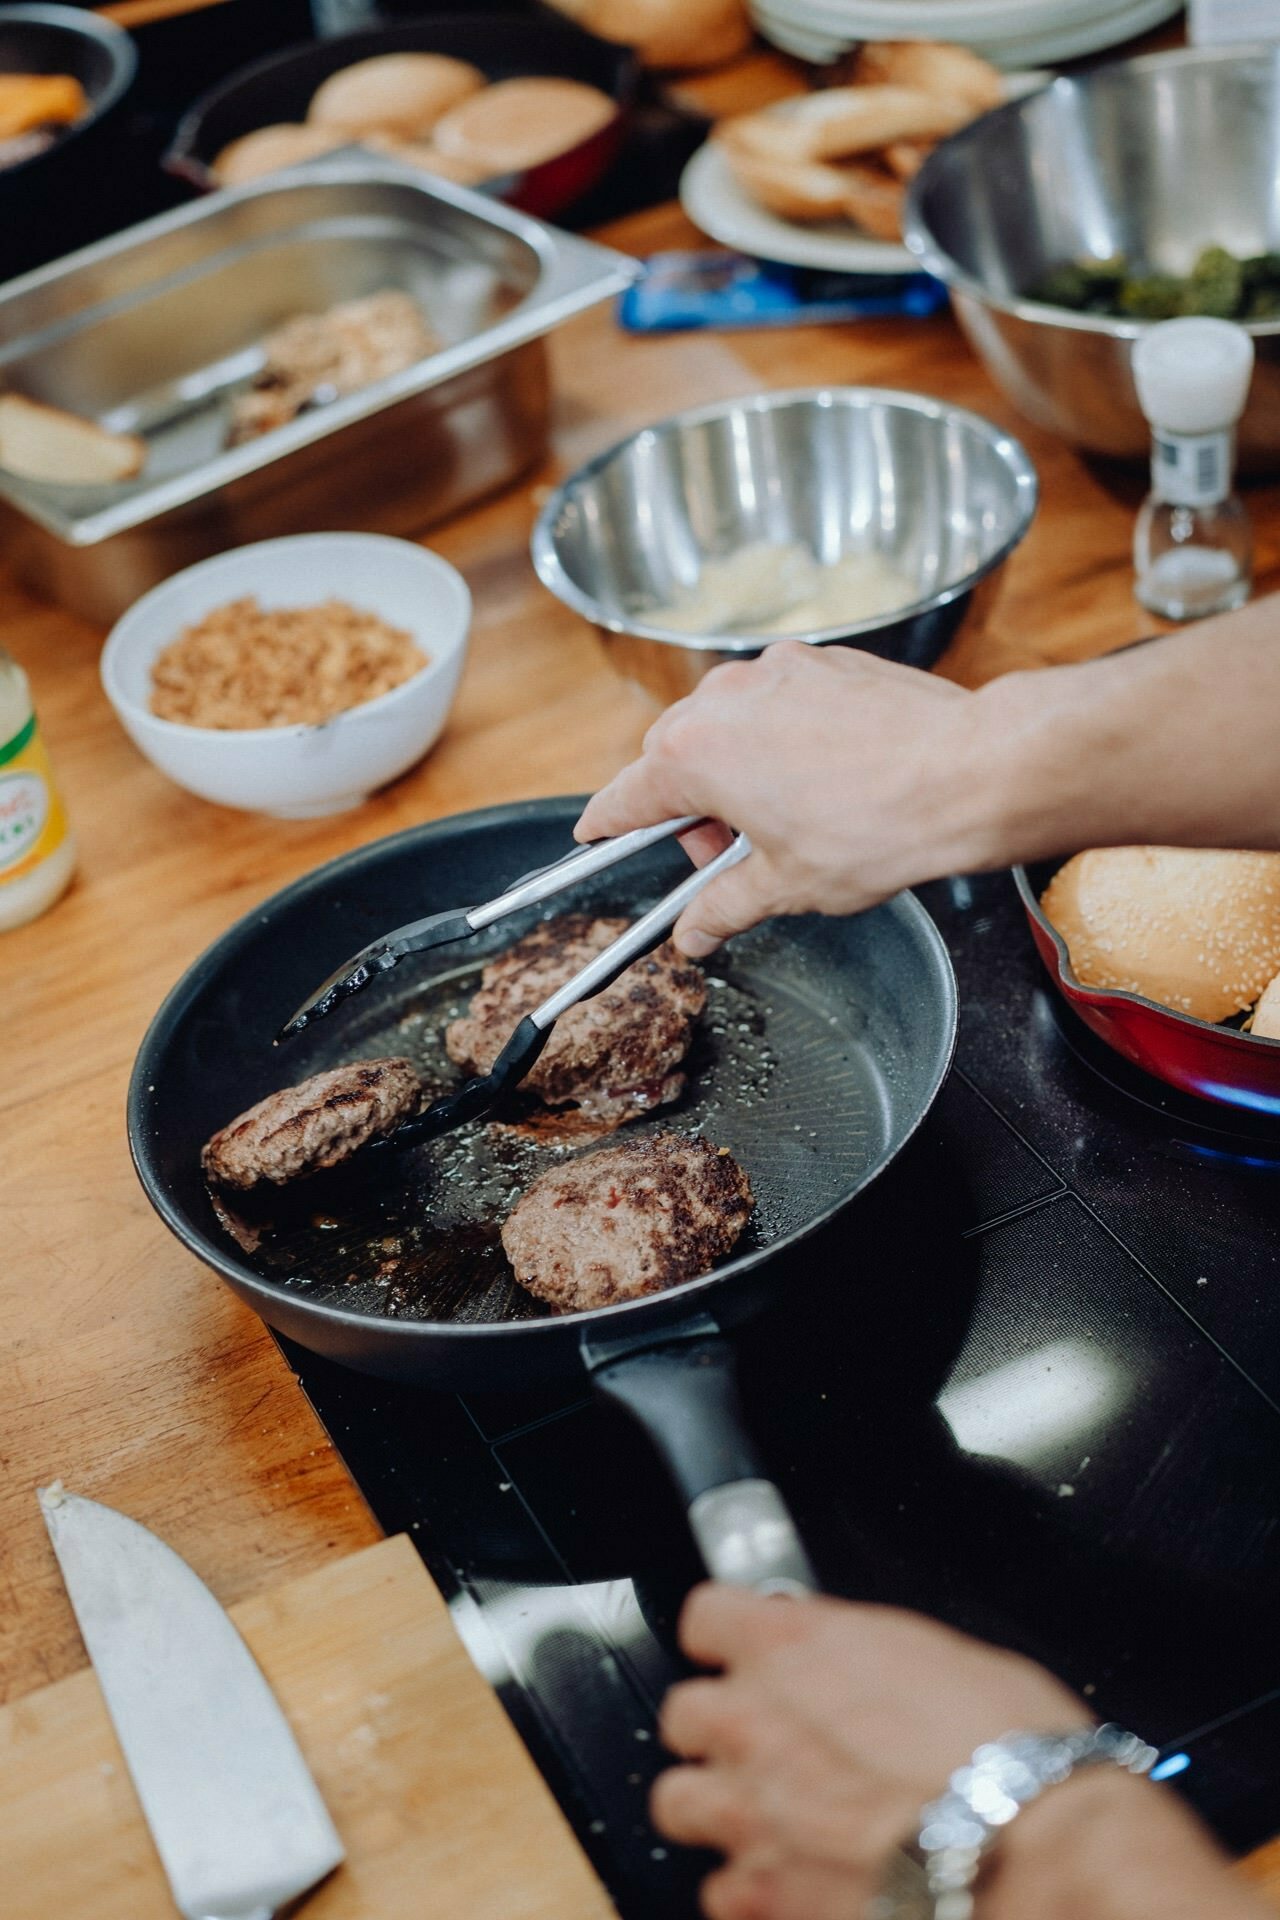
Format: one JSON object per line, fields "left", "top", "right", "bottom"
{"left": 754, "top": 0, "right": 1145, "bottom": 31}
{"left": 680, "top": 72, "right": 1047, "bottom": 275}
{"left": 679, "top": 139, "right": 916, "bottom": 274}
{"left": 749, "top": 0, "right": 1183, "bottom": 63}
{"left": 970, "top": 0, "right": 1184, "bottom": 62}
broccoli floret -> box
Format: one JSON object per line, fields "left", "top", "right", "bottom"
{"left": 1182, "top": 246, "right": 1245, "bottom": 318}
{"left": 1032, "top": 246, "right": 1267, "bottom": 322}
{"left": 1032, "top": 256, "right": 1126, "bottom": 310}
{"left": 1242, "top": 252, "right": 1280, "bottom": 289}
{"left": 1032, "top": 264, "right": 1093, "bottom": 309}
{"left": 1118, "top": 275, "right": 1185, "bottom": 320}
{"left": 1246, "top": 284, "right": 1280, "bottom": 320}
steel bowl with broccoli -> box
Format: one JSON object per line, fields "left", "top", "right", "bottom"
{"left": 903, "top": 47, "right": 1280, "bottom": 467}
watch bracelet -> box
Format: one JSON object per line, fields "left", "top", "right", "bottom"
{"left": 871, "top": 1721, "right": 1160, "bottom": 1920}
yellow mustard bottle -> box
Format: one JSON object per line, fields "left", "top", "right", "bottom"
{"left": 0, "top": 647, "right": 76, "bottom": 931}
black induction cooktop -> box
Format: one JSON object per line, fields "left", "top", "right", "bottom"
{"left": 278, "top": 866, "right": 1280, "bottom": 1916}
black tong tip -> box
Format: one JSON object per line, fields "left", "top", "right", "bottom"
{"left": 276, "top": 907, "right": 477, "bottom": 1044}
{"left": 276, "top": 949, "right": 394, "bottom": 1043}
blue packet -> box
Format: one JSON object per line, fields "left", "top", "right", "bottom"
{"left": 618, "top": 251, "right": 949, "bottom": 333}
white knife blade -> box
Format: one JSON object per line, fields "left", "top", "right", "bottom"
{"left": 39, "top": 1487, "right": 344, "bottom": 1920}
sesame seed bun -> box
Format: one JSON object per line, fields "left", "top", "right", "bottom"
{"left": 307, "top": 54, "right": 485, "bottom": 140}
{"left": 541, "top": 0, "right": 751, "bottom": 70}
{"left": 213, "top": 123, "right": 345, "bottom": 187}
{"left": 1253, "top": 969, "right": 1280, "bottom": 1041}
{"left": 1041, "top": 847, "right": 1280, "bottom": 1024}
{"left": 431, "top": 76, "right": 616, "bottom": 175}
{"left": 359, "top": 131, "right": 491, "bottom": 185}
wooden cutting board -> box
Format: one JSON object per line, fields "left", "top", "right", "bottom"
{"left": 0, "top": 1533, "right": 616, "bottom": 1919}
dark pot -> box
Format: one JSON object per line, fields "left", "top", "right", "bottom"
{"left": 0, "top": 4, "right": 137, "bottom": 281}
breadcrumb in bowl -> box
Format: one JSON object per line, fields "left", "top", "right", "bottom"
{"left": 148, "top": 596, "right": 428, "bottom": 730}
{"left": 102, "top": 532, "right": 469, "bottom": 817}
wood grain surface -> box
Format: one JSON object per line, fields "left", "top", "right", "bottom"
{"left": 2, "top": 119, "right": 1279, "bottom": 1908}
{"left": 0, "top": 1533, "right": 615, "bottom": 1918}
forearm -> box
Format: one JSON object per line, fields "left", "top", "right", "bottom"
{"left": 985, "top": 1769, "right": 1272, "bottom": 1920}
{"left": 968, "top": 593, "right": 1280, "bottom": 871}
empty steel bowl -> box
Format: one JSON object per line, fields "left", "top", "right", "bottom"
{"left": 903, "top": 47, "right": 1280, "bottom": 468}
{"left": 531, "top": 387, "right": 1036, "bottom": 704}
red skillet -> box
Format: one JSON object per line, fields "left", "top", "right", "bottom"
{"left": 165, "top": 11, "right": 637, "bottom": 221}
{"left": 1015, "top": 861, "right": 1280, "bottom": 1116}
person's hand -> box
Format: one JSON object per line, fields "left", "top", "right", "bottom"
{"left": 651, "top": 1585, "right": 1259, "bottom": 1920}
{"left": 574, "top": 645, "right": 991, "bottom": 957}
{"left": 650, "top": 1584, "right": 1081, "bottom": 1920}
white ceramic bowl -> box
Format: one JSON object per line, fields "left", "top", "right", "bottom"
{"left": 101, "top": 533, "right": 470, "bottom": 817}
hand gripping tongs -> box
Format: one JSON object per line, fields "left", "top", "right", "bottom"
{"left": 277, "top": 817, "right": 749, "bottom": 1155}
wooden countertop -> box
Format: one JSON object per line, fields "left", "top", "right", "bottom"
{"left": 4, "top": 171, "right": 1280, "bottom": 1902}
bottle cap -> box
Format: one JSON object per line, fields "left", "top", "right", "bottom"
{"left": 1132, "top": 317, "right": 1255, "bottom": 434}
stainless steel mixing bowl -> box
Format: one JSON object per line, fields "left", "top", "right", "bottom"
{"left": 903, "top": 46, "right": 1280, "bottom": 467}
{"left": 531, "top": 387, "right": 1036, "bottom": 704}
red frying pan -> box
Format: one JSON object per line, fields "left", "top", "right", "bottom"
{"left": 165, "top": 12, "right": 638, "bottom": 221}
{"left": 1016, "top": 861, "right": 1280, "bottom": 1116}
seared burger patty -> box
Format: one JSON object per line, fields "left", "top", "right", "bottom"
{"left": 500, "top": 1132, "right": 753, "bottom": 1312}
{"left": 445, "top": 914, "right": 706, "bottom": 1123}
{"left": 202, "top": 1057, "right": 422, "bottom": 1191}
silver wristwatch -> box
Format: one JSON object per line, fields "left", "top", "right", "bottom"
{"left": 868, "top": 1722, "right": 1160, "bottom": 1920}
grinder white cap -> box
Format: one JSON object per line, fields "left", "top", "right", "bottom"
{"left": 1132, "top": 317, "right": 1255, "bottom": 434}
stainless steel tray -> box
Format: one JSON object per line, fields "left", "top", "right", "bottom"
{"left": 0, "top": 157, "right": 639, "bottom": 621}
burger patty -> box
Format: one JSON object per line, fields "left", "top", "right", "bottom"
{"left": 201, "top": 1057, "right": 422, "bottom": 1191}
{"left": 445, "top": 914, "right": 706, "bottom": 1125}
{"left": 500, "top": 1132, "right": 753, "bottom": 1313}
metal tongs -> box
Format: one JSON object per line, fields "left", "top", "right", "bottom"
{"left": 277, "top": 817, "right": 749, "bottom": 1154}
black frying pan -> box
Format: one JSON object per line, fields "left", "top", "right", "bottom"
{"left": 129, "top": 798, "right": 957, "bottom": 1589}
{"left": 165, "top": 12, "right": 637, "bottom": 221}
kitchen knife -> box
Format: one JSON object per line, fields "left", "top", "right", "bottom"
{"left": 38, "top": 1486, "right": 344, "bottom": 1920}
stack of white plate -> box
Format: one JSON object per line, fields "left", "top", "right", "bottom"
{"left": 749, "top": 0, "right": 1184, "bottom": 69}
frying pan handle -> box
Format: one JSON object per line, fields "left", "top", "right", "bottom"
{"left": 583, "top": 1323, "right": 817, "bottom": 1596}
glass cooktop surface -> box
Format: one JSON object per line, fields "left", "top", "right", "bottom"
{"left": 281, "top": 870, "right": 1280, "bottom": 1917}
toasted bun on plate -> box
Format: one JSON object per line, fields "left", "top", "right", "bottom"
{"left": 541, "top": 0, "right": 751, "bottom": 69}
{"left": 0, "top": 394, "right": 145, "bottom": 485}
{"left": 714, "top": 139, "right": 904, "bottom": 234}
{"left": 719, "top": 86, "right": 973, "bottom": 166}
{"left": 853, "top": 41, "right": 1004, "bottom": 115}
{"left": 431, "top": 76, "right": 615, "bottom": 174}
{"left": 307, "top": 53, "right": 485, "bottom": 139}
{"left": 1252, "top": 970, "right": 1280, "bottom": 1040}
{"left": 882, "top": 138, "right": 933, "bottom": 183}
{"left": 213, "top": 122, "right": 345, "bottom": 185}
{"left": 1041, "top": 847, "right": 1280, "bottom": 1023}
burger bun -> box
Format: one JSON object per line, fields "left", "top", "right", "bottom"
{"left": 540, "top": 0, "right": 751, "bottom": 69}
{"left": 307, "top": 53, "right": 485, "bottom": 140}
{"left": 1041, "top": 846, "right": 1280, "bottom": 1024}
{"left": 431, "top": 76, "right": 615, "bottom": 175}
{"left": 213, "top": 123, "right": 345, "bottom": 186}
{"left": 1252, "top": 969, "right": 1280, "bottom": 1041}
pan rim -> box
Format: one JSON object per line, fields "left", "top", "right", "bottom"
{"left": 128, "top": 797, "right": 959, "bottom": 1344}
{"left": 1015, "top": 858, "right": 1280, "bottom": 1051}
{"left": 164, "top": 10, "right": 638, "bottom": 192}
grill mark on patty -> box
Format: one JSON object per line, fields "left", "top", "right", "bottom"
{"left": 202, "top": 1056, "right": 422, "bottom": 1192}
{"left": 444, "top": 913, "right": 706, "bottom": 1131}
{"left": 500, "top": 1132, "right": 753, "bottom": 1313}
